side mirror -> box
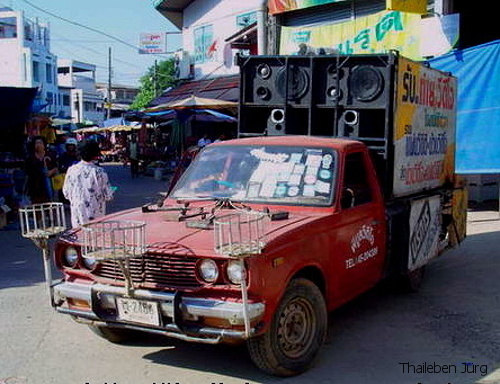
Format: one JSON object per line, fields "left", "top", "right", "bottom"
{"left": 341, "top": 188, "right": 355, "bottom": 209}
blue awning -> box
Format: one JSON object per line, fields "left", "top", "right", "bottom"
{"left": 144, "top": 108, "right": 236, "bottom": 123}
{"left": 31, "top": 97, "right": 49, "bottom": 113}
{"left": 429, "top": 40, "right": 500, "bottom": 174}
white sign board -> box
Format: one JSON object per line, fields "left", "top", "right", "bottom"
{"left": 393, "top": 57, "right": 457, "bottom": 197}
{"left": 139, "top": 33, "right": 166, "bottom": 54}
{"left": 408, "top": 195, "right": 441, "bottom": 271}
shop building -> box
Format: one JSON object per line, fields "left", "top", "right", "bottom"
{"left": 151, "top": 0, "right": 268, "bottom": 104}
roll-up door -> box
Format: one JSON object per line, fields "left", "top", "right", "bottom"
{"left": 282, "top": 0, "right": 386, "bottom": 28}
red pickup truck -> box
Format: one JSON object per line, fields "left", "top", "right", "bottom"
{"left": 47, "top": 52, "right": 466, "bottom": 376}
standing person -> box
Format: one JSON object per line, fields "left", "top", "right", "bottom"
{"left": 25, "top": 136, "right": 58, "bottom": 204}
{"left": 55, "top": 133, "right": 68, "bottom": 157}
{"left": 128, "top": 134, "right": 140, "bottom": 178}
{"left": 62, "top": 140, "right": 114, "bottom": 228}
{"left": 197, "top": 133, "right": 211, "bottom": 147}
{"left": 58, "top": 138, "right": 80, "bottom": 174}
{"left": 57, "top": 137, "right": 80, "bottom": 203}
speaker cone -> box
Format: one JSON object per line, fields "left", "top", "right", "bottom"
{"left": 326, "top": 86, "right": 342, "bottom": 101}
{"left": 256, "top": 86, "right": 271, "bottom": 100}
{"left": 276, "top": 65, "right": 310, "bottom": 101}
{"left": 256, "top": 63, "right": 272, "bottom": 79}
{"left": 327, "top": 64, "right": 343, "bottom": 79}
{"left": 350, "top": 65, "right": 384, "bottom": 102}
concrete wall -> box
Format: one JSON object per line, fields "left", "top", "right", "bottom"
{"left": 0, "top": 9, "right": 58, "bottom": 114}
{"left": 181, "top": 0, "right": 266, "bottom": 79}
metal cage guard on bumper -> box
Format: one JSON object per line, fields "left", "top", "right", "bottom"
{"left": 53, "top": 282, "right": 265, "bottom": 344}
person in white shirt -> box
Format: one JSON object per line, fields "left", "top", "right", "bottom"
{"left": 62, "top": 140, "right": 114, "bottom": 228}
{"left": 197, "top": 133, "right": 211, "bottom": 147}
{"left": 213, "top": 133, "right": 226, "bottom": 143}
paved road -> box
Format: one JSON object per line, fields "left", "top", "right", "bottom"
{"left": 1, "top": 165, "right": 499, "bottom": 384}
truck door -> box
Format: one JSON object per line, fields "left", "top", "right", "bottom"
{"left": 333, "top": 151, "right": 386, "bottom": 301}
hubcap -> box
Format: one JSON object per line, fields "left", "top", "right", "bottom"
{"left": 277, "top": 297, "right": 316, "bottom": 359}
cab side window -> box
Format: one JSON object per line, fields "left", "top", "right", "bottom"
{"left": 341, "top": 152, "right": 372, "bottom": 208}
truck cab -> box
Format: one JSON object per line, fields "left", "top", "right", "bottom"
{"left": 52, "top": 135, "right": 390, "bottom": 375}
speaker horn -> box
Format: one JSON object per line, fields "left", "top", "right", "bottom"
{"left": 267, "top": 108, "right": 286, "bottom": 135}
{"left": 340, "top": 110, "right": 359, "bottom": 137}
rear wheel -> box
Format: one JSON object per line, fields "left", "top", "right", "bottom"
{"left": 247, "top": 278, "right": 327, "bottom": 376}
{"left": 397, "top": 266, "right": 427, "bottom": 292}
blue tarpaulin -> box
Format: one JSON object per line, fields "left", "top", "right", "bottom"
{"left": 428, "top": 40, "right": 500, "bottom": 174}
{"left": 144, "top": 109, "right": 236, "bottom": 123}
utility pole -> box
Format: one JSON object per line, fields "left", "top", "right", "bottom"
{"left": 107, "top": 46, "right": 112, "bottom": 120}
{"left": 153, "top": 59, "right": 159, "bottom": 97}
{"left": 75, "top": 92, "right": 81, "bottom": 124}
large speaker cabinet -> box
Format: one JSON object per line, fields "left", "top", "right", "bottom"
{"left": 238, "top": 53, "right": 396, "bottom": 145}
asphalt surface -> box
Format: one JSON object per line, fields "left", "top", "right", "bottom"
{"left": 1, "top": 164, "right": 499, "bottom": 384}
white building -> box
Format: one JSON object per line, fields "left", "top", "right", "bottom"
{"left": 155, "top": 0, "right": 267, "bottom": 80}
{"left": 95, "top": 82, "right": 139, "bottom": 116}
{"left": 57, "top": 59, "right": 104, "bottom": 126}
{"left": 0, "top": 7, "right": 58, "bottom": 115}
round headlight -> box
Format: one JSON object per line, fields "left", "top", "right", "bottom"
{"left": 82, "top": 256, "right": 97, "bottom": 270}
{"left": 64, "top": 247, "right": 79, "bottom": 267}
{"left": 226, "top": 260, "right": 246, "bottom": 285}
{"left": 198, "top": 259, "right": 219, "bottom": 283}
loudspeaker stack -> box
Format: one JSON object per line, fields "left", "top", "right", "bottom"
{"left": 238, "top": 54, "right": 395, "bottom": 142}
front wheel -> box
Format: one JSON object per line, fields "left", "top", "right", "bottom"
{"left": 88, "top": 325, "right": 140, "bottom": 344}
{"left": 247, "top": 278, "right": 327, "bottom": 376}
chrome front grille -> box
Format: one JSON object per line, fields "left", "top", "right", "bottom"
{"left": 93, "top": 242, "right": 200, "bottom": 289}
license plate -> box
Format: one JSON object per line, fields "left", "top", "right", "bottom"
{"left": 116, "top": 297, "right": 160, "bottom": 326}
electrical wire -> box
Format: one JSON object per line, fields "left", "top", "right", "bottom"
{"left": 51, "top": 32, "right": 147, "bottom": 70}
{"left": 19, "top": 0, "right": 172, "bottom": 59}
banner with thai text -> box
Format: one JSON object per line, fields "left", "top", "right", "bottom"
{"left": 268, "top": 0, "right": 348, "bottom": 15}
{"left": 280, "top": 11, "right": 423, "bottom": 60}
{"left": 393, "top": 56, "right": 457, "bottom": 197}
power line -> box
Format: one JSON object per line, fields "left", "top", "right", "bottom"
{"left": 20, "top": 0, "right": 172, "bottom": 58}
{"left": 51, "top": 32, "right": 147, "bottom": 70}
{"left": 51, "top": 39, "right": 112, "bottom": 43}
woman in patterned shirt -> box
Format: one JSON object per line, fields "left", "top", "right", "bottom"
{"left": 62, "top": 140, "right": 114, "bottom": 228}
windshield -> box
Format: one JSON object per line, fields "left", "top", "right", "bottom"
{"left": 170, "top": 145, "right": 337, "bottom": 206}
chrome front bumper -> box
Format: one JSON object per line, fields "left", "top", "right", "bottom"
{"left": 53, "top": 281, "right": 265, "bottom": 343}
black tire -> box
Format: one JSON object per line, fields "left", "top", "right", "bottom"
{"left": 88, "top": 325, "right": 140, "bottom": 344}
{"left": 247, "top": 278, "right": 327, "bottom": 376}
{"left": 397, "top": 266, "right": 426, "bottom": 293}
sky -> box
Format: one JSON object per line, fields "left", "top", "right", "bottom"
{"left": 1, "top": 0, "right": 183, "bottom": 86}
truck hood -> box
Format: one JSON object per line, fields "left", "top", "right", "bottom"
{"left": 69, "top": 206, "right": 325, "bottom": 257}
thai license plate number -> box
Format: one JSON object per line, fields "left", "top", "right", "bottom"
{"left": 116, "top": 297, "right": 160, "bottom": 326}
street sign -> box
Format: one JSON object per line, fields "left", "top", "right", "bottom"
{"left": 139, "top": 33, "right": 166, "bottom": 54}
